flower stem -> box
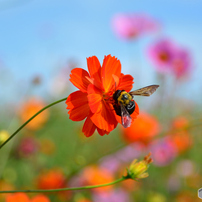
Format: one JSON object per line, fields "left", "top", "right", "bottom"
{"left": 0, "top": 177, "right": 127, "bottom": 194}
{"left": 0, "top": 97, "right": 67, "bottom": 150}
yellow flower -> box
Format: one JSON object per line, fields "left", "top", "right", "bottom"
{"left": 0, "top": 130, "right": 9, "bottom": 145}
{"left": 147, "top": 192, "right": 167, "bottom": 202}
{"left": 127, "top": 152, "right": 152, "bottom": 180}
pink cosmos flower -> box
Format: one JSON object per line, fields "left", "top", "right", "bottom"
{"left": 92, "top": 188, "right": 130, "bottom": 202}
{"left": 148, "top": 39, "right": 176, "bottom": 70}
{"left": 111, "top": 13, "right": 159, "bottom": 40}
{"left": 149, "top": 138, "right": 177, "bottom": 167}
{"left": 147, "top": 38, "right": 193, "bottom": 79}
{"left": 17, "top": 137, "right": 38, "bottom": 157}
{"left": 172, "top": 48, "right": 192, "bottom": 79}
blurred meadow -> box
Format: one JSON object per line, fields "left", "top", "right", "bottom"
{"left": 0, "top": 0, "right": 202, "bottom": 201}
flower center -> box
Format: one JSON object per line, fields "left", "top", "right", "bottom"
{"left": 159, "top": 52, "right": 169, "bottom": 62}
{"left": 103, "top": 91, "right": 115, "bottom": 104}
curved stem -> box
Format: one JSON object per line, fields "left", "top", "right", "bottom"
{"left": 0, "top": 97, "right": 67, "bottom": 150}
{"left": 0, "top": 177, "right": 127, "bottom": 194}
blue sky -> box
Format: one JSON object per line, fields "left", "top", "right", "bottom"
{"left": 0, "top": 0, "right": 202, "bottom": 103}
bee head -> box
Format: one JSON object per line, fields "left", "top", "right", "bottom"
{"left": 113, "top": 90, "right": 122, "bottom": 103}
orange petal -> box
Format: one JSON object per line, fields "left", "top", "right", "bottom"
{"left": 66, "top": 91, "right": 90, "bottom": 121}
{"left": 112, "top": 74, "right": 120, "bottom": 87}
{"left": 87, "top": 84, "right": 102, "bottom": 113}
{"left": 87, "top": 56, "right": 102, "bottom": 89}
{"left": 69, "top": 68, "right": 91, "bottom": 92}
{"left": 101, "top": 55, "right": 121, "bottom": 92}
{"left": 90, "top": 101, "right": 117, "bottom": 132}
{"left": 97, "top": 128, "right": 110, "bottom": 136}
{"left": 118, "top": 74, "right": 134, "bottom": 92}
{"left": 82, "top": 117, "right": 96, "bottom": 137}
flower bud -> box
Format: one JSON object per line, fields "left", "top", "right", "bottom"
{"left": 127, "top": 152, "right": 152, "bottom": 180}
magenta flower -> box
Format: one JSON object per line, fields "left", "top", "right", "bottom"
{"left": 147, "top": 38, "right": 193, "bottom": 79}
{"left": 147, "top": 39, "right": 177, "bottom": 72}
{"left": 92, "top": 188, "right": 130, "bottom": 202}
{"left": 172, "top": 48, "right": 192, "bottom": 79}
{"left": 111, "top": 13, "right": 159, "bottom": 40}
{"left": 115, "top": 143, "right": 143, "bottom": 163}
{"left": 17, "top": 137, "right": 38, "bottom": 157}
{"left": 149, "top": 138, "right": 177, "bottom": 167}
{"left": 99, "top": 156, "right": 120, "bottom": 173}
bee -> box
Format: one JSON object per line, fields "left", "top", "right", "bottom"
{"left": 113, "top": 85, "right": 159, "bottom": 128}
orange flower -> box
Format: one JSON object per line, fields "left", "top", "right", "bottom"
{"left": 66, "top": 55, "right": 139, "bottom": 137}
{"left": 19, "top": 97, "right": 49, "bottom": 130}
{"left": 81, "top": 165, "right": 114, "bottom": 192}
{"left": 37, "top": 168, "right": 66, "bottom": 190}
{"left": 168, "top": 117, "right": 192, "bottom": 153}
{"left": 122, "top": 111, "right": 160, "bottom": 144}
{"left": 172, "top": 116, "right": 189, "bottom": 129}
{"left": 169, "top": 132, "right": 192, "bottom": 153}
{"left": 176, "top": 191, "right": 200, "bottom": 202}
{"left": 6, "top": 193, "right": 50, "bottom": 202}
{"left": 6, "top": 193, "right": 30, "bottom": 202}
{"left": 31, "top": 194, "right": 50, "bottom": 202}
{"left": 0, "top": 180, "right": 14, "bottom": 201}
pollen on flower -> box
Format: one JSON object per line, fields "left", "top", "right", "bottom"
{"left": 66, "top": 55, "right": 139, "bottom": 137}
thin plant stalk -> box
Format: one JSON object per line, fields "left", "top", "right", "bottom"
{"left": 0, "top": 177, "right": 128, "bottom": 194}
{"left": 0, "top": 97, "right": 67, "bottom": 150}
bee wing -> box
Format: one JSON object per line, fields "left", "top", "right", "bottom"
{"left": 120, "top": 104, "right": 132, "bottom": 128}
{"left": 130, "top": 85, "right": 159, "bottom": 96}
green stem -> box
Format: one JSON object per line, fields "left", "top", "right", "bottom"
{"left": 0, "top": 177, "right": 127, "bottom": 194}
{"left": 0, "top": 97, "right": 67, "bottom": 150}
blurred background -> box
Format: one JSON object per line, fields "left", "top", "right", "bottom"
{"left": 0, "top": 0, "right": 202, "bottom": 201}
